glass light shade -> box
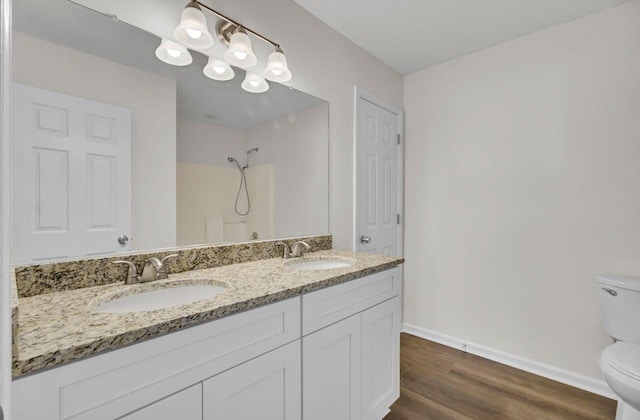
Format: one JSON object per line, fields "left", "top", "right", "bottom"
{"left": 224, "top": 30, "right": 257, "bottom": 68}
{"left": 241, "top": 72, "right": 269, "bottom": 93}
{"left": 263, "top": 49, "right": 292, "bottom": 82}
{"left": 155, "top": 39, "right": 192, "bottom": 66}
{"left": 174, "top": 4, "right": 214, "bottom": 50}
{"left": 203, "top": 57, "right": 235, "bottom": 81}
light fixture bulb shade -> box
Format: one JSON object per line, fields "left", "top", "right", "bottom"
{"left": 263, "top": 50, "right": 292, "bottom": 82}
{"left": 241, "top": 72, "right": 269, "bottom": 93}
{"left": 155, "top": 39, "right": 193, "bottom": 66}
{"left": 174, "top": 4, "right": 214, "bottom": 50}
{"left": 203, "top": 57, "right": 235, "bottom": 81}
{"left": 224, "top": 30, "right": 257, "bottom": 68}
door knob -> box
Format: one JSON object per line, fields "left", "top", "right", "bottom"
{"left": 117, "top": 235, "right": 129, "bottom": 245}
{"left": 360, "top": 235, "right": 372, "bottom": 244}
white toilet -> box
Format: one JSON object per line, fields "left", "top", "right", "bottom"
{"left": 598, "top": 275, "right": 640, "bottom": 420}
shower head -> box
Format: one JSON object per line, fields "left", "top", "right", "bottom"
{"left": 246, "top": 147, "right": 259, "bottom": 154}
{"left": 227, "top": 156, "right": 242, "bottom": 169}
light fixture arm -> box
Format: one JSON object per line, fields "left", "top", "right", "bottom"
{"left": 195, "top": 1, "right": 279, "bottom": 49}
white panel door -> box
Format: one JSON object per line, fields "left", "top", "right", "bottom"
{"left": 361, "top": 297, "right": 401, "bottom": 420}
{"left": 120, "top": 384, "right": 202, "bottom": 420}
{"left": 356, "top": 95, "right": 401, "bottom": 256}
{"left": 12, "top": 83, "right": 131, "bottom": 262}
{"left": 203, "top": 340, "right": 301, "bottom": 420}
{"left": 303, "top": 314, "right": 362, "bottom": 420}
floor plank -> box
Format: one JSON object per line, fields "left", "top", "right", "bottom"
{"left": 385, "top": 333, "right": 617, "bottom": 420}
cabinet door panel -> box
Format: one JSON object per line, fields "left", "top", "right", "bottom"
{"left": 362, "top": 297, "right": 401, "bottom": 420}
{"left": 303, "top": 314, "right": 361, "bottom": 420}
{"left": 119, "top": 384, "right": 201, "bottom": 420}
{"left": 203, "top": 341, "right": 301, "bottom": 420}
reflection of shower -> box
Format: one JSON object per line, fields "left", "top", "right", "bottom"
{"left": 227, "top": 148, "right": 259, "bottom": 216}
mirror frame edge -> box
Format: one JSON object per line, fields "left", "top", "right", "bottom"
{"left": 0, "top": 0, "right": 13, "bottom": 416}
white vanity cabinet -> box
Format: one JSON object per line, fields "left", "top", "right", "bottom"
{"left": 13, "top": 265, "right": 402, "bottom": 420}
{"left": 302, "top": 266, "right": 402, "bottom": 420}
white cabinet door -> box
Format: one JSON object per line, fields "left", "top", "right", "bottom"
{"left": 361, "top": 297, "right": 401, "bottom": 420}
{"left": 202, "top": 340, "right": 301, "bottom": 420}
{"left": 303, "top": 314, "right": 362, "bottom": 420}
{"left": 120, "top": 384, "right": 202, "bottom": 420}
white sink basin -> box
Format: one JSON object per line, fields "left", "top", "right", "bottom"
{"left": 95, "top": 284, "right": 227, "bottom": 313}
{"left": 286, "top": 259, "right": 354, "bottom": 271}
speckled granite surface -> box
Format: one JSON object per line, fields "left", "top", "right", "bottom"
{"left": 14, "top": 235, "right": 332, "bottom": 298}
{"left": 10, "top": 271, "right": 18, "bottom": 358}
{"left": 13, "top": 250, "right": 403, "bottom": 378}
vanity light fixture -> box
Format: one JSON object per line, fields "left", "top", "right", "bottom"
{"left": 241, "top": 72, "right": 269, "bottom": 93}
{"left": 263, "top": 47, "right": 292, "bottom": 82}
{"left": 223, "top": 27, "right": 258, "bottom": 68}
{"left": 155, "top": 38, "right": 193, "bottom": 66}
{"left": 174, "top": 0, "right": 214, "bottom": 50}
{"left": 159, "top": 1, "right": 293, "bottom": 93}
{"left": 203, "top": 57, "right": 235, "bottom": 81}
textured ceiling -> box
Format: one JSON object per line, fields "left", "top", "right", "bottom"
{"left": 292, "top": 0, "right": 633, "bottom": 74}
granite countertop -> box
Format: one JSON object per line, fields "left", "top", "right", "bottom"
{"left": 13, "top": 250, "right": 403, "bottom": 378}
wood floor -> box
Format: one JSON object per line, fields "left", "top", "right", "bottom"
{"left": 384, "top": 333, "right": 617, "bottom": 420}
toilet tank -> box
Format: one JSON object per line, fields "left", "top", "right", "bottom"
{"left": 597, "top": 275, "right": 640, "bottom": 343}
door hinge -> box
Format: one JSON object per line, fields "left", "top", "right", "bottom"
{"left": 397, "top": 214, "right": 401, "bottom": 224}
{"left": 397, "top": 134, "right": 401, "bottom": 145}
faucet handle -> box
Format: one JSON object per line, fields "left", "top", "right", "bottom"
{"left": 113, "top": 260, "right": 139, "bottom": 284}
{"left": 276, "top": 242, "right": 292, "bottom": 259}
{"left": 291, "top": 241, "right": 311, "bottom": 257}
{"left": 160, "top": 253, "right": 179, "bottom": 265}
{"left": 158, "top": 254, "right": 179, "bottom": 279}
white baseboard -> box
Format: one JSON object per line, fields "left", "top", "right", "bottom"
{"left": 402, "top": 323, "right": 615, "bottom": 399}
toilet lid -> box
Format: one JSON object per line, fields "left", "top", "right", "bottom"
{"left": 602, "top": 342, "right": 640, "bottom": 381}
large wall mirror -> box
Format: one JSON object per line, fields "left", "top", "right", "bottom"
{"left": 11, "top": 0, "right": 329, "bottom": 264}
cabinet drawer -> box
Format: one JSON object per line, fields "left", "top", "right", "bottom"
{"left": 302, "top": 267, "right": 401, "bottom": 335}
{"left": 14, "top": 297, "right": 300, "bottom": 420}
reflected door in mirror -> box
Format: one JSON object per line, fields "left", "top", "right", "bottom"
{"left": 12, "top": 84, "right": 132, "bottom": 263}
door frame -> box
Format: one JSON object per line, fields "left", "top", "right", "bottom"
{"left": 0, "top": 0, "right": 11, "bottom": 417}
{"left": 353, "top": 87, "right": 404, "bottom": 256}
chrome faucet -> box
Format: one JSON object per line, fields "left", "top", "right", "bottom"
{"left": 113, "top": 254, "right": 178, "bottom": 284}
{"left": 291, "top": 241, "right": 311, "bottom": 257}
{"left": 277, "top": 241, "right": 311, "bottom": 259}
{"left": 141, "top": 254, "right": 179, "bottom": 282}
